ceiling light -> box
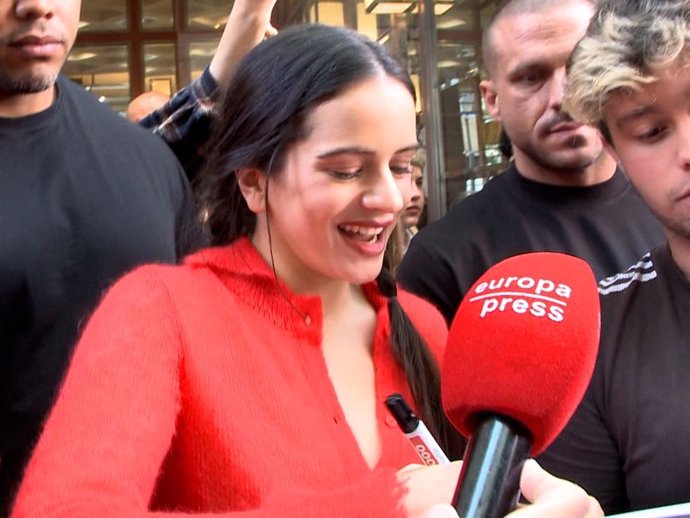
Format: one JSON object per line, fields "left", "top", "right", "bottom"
{"left": 189, "top": 47, "right": 216, "bottom": 57}
{"left": 364, "top": 0, "right": 414, "bottom": 14}
{"left": 436, "top": 16, "right": 466, "bottom": 29}
{"left": 438, "top": 59, "right": 461, "bottom": 68}
{"left": 67, "top": 51, "right": 97, "bottom": 61}
{"left": 434, "top": 2, "right": 454, "bottom": 15}
{"left": 360, "top": 0, "right": 458, "bottom": 17}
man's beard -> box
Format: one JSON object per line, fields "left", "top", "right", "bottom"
{"left": 0, "top": 70, "right": 57, "bottom": 95}
{"left": 520, "top": 135, "right": 601, "bottom": 173}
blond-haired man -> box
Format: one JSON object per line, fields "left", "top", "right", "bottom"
{"left": 538, "top": 0, "right": 690, "bottom": 513}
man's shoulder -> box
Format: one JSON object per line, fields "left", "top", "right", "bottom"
{"left": 598, "top": 250, "right": 659, "bottom": 300}
{"left": 411, "top": 171, "right": 514, "bottom": 253}
{"left": 57, "top": 76, "right": 176, "bottom": 151}
{"left": 449, "top": 170, "right": 512, "bottom": 210}
{"left": 58, "top": 75, "right": 122, "bottom": 121}
{"left": 596, "top": 249, "right": 666, "bottom": 341}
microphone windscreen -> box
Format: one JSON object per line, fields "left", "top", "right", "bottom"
{"left": 441, "top": 252, "right": 600, "bottom": 455}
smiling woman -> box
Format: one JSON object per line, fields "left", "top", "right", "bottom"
{"left": 9, "top": 23, "right": 462, "bottom": 518}
{"left": 9, "top": 22, "right": 601, "bottom": 518}
{"left": 237, "top": 74, "right": 418, "bottom": 289}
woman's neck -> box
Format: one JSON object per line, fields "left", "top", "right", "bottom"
{"left": 322, "top": 283, "right": 370, "bottom": 319}
{"left": 250, "top": 232, "right": 365, "bottom": 312}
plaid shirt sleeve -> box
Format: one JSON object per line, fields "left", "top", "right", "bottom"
{"left": 139, "top": 66, "right": 220, "bottom": 182}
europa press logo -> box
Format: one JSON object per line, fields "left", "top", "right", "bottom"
{"left": 468, "top": 274, "right": 572, "bottom": 322}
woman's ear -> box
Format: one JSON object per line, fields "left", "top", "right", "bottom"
{"left": 236, "top": 168, "right": 268, "bottom": 213}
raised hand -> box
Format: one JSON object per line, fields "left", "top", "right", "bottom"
{"left": 209, "top": 0, "right": 279, "bottom": 89}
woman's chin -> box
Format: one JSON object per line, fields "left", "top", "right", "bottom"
{"left": 344, "top": 260, "right": 386, "bottom": 286}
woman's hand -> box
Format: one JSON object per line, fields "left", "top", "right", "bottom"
{"left": 421, "top": 504, "right": 460, "bottom": 518}
{"left": 397, "top": 461, "right": 462, "bottom": 518}
{"left": 404, "top": 459, "right": 602, "bottom": 518}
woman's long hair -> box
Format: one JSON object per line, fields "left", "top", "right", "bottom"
{"left": 196, "top": 23, "right": 464, "bottom": 458}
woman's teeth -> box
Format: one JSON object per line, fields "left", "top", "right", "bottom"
{"left": 339, "top": 224, "right": 383, "bottom": 243}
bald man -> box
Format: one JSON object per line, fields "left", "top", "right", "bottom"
{"left": 127, "top": 90, "right": 170, "bottom": 123}
{"left": 397, "top": 0, "right": 664, "bottom": 325}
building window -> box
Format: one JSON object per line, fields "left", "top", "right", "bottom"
{"left": 69, "top": 0, "right": 510, "bottom": 217}
{"left": 63, "top": 44, "right": 130, "bottom": 113}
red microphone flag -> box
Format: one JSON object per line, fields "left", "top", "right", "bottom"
{"left": 441, "top": 252, "right": 600, "bottom": 455}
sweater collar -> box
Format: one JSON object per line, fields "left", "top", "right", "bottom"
{"left": 184, "top": 237, "right": 389, "bottom": 333}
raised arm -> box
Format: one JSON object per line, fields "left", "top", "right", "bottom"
{"left": 209, "top": 0, "right": 277, "bottom": 90}
{"left": 139, "top": 0, "right": 277, "bottom": 179}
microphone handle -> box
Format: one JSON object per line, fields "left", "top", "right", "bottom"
{"left": 452, "top": 415, "right": 532, "bottom": 518}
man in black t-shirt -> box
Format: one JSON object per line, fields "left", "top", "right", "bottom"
{"left": 537, "top": 1, "right": 690, "bottom": 513}
{"left": 397, "top": 0, "right": 664, "bottom": 325}
{"left": 0, "top": 1, "right": 205, "bottom": 513}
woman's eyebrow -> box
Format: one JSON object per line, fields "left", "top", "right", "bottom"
{"left": 316, "top": 147, "right": 376, "bottom": 159}
{"left": 395, "top": 144, "right": 421, "bottom": 155}
{"left": 316, "top": 143, "right": 419, "bottom": 159}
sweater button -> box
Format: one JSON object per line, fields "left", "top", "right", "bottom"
{"left": 304, "top": 315, "right": 312, "bottom": 325}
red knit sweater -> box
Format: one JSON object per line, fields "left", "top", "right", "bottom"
{"left": 11, "top": 238, "right": 448, "bottom": 518}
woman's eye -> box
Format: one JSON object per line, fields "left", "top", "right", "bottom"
{"left": 328, "top": 169, "right": 361, "bottom": 180}
{"left": 391, "top": 164, "right": 412, "bottom": 175}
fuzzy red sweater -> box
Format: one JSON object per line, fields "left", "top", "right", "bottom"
{"left": 11, "top": 238, "right": 448, "bottom": 518}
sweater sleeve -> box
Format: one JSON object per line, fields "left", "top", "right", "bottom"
{"left": 10, "top": 268, "right": 409, "bottom": 518}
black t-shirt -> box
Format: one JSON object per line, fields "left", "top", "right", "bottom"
{"left": 538, "top": 245, "right": 690, "bottom": 514}
{"left": 397, "top": 165, "right": 665, "bottom": 324}
{"left": 0, "top": 76, "right": 201, "bottom": 511}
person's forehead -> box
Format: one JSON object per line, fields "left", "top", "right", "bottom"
{"left": 315, "top": 81, "right": 413, "bottom": 131}
{"left": 491, "top": 3, "right": 593, "bottom": 67}
{"left": 605, "top": 65, "right": 690, "bottom": 125}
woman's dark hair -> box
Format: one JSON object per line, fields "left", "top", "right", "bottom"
{"left": 196, "top": 23, "right": 464, "bottom": 458}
